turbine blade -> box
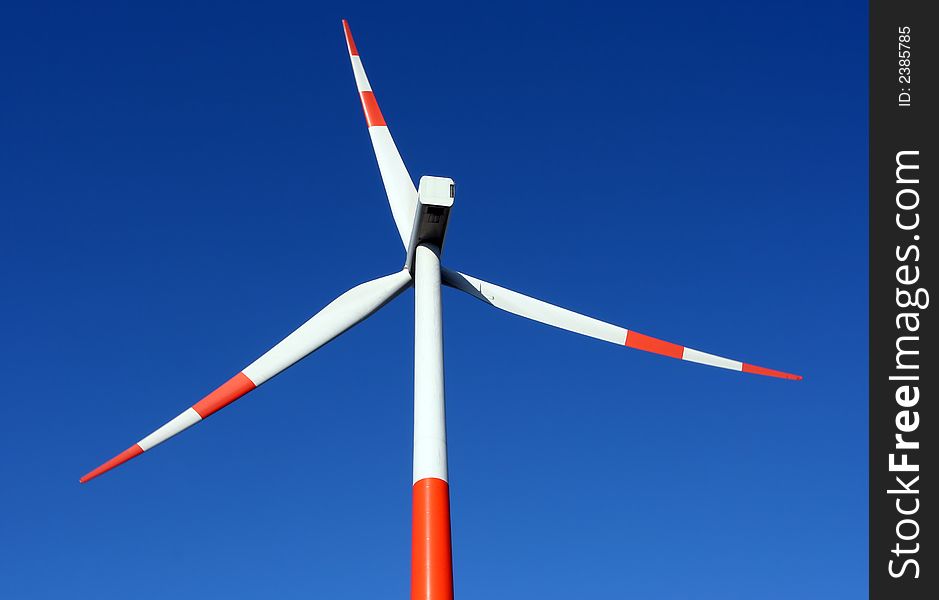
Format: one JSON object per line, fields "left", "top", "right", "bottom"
{"left": 342, "top": 19, "right": 418, "bottom": 249}
{"left": 80, "top": 269, "right": 413, "bottom": 483}
{"left": 441, "top": 268, "right": 801, "bottom": 381}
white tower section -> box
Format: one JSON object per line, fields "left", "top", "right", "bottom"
{"left": 413, "top": 244, "right": 448, "bottom": 483}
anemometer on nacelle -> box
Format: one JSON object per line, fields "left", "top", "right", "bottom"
{"left": 405, "top": 175, "right": 454, "bottom": 271}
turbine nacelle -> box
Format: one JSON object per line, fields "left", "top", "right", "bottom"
{"left": 406, "top": 175, "right": 454, "bottom": 271}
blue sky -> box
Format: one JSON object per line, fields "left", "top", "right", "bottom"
{"left": 0, "top": 1, "right": 866, "bottom": 598}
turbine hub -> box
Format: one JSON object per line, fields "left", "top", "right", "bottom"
{"left": 406, "top": 176, "right": 454, "bottom": 270}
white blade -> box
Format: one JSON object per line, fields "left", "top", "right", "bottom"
{"left": 442, "top": 268, "right": 800, "bottom": 380}
{"left": 241, "top": 269, "right": 412, "bottom": 386}
{"left": 342, "top": 20, "right": 418, "bottom": 249}
{"left": 80, "top": 269, "right": 413, "bottom": 483}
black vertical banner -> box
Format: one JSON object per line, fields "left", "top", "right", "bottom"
{"left": 870, "top": 1, "right": 936, "bottom": 598}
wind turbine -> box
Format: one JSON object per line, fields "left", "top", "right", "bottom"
{"left": 81, "top": 20, "right": 801, "bottom": 600}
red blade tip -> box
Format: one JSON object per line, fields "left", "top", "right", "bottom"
{"left": 79, "top": 444, "right": 144, "bottom": 484}
{"left": 342, "top": 20, "right": 358, "bottom": 56}
{"left": 742, "top": 363, "right": 802, "bottom": 380}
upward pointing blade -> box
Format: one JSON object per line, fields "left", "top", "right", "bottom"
{"left": 80, "top": 269, "right": 413, "bottom": 483}
{"left": 342, "top": 20, "right": 418, "bottom": 249}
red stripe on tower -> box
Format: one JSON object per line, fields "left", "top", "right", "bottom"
{"left": 360, "top": 92, "right": 386, "bottom": 127}
{"left": 80, "top": 444, "right": 144, "bottom": 483}
{"left": 625, "top": 330, "right": 684, "bottom": 359}
{"left": 342, "top": 20, "right": 358, "bottom": 56}
{"left": 742, "top": 363, "right": 803, "bottom": 380}
{"left": 412, "top": 478, "right": 453, "bottom": 600}
{"left": 192, "top": 372, "right": 257, "bottom": 419}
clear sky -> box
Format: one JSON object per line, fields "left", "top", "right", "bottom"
{"left": 0, "top": 1, "right": 866, "bottom": 598}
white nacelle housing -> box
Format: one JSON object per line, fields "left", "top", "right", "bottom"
{"left": 417, "top": 175, "right": 455, "bottom": 208}
{"left": 406, "top": 176, "right": 454, "bottom": 270}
